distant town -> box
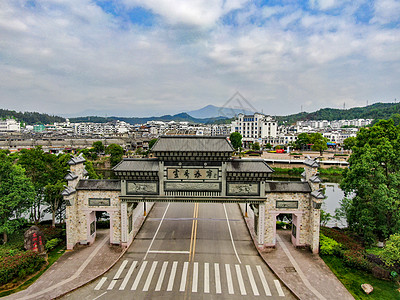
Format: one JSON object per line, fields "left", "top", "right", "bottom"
{"left": 0, "top": 113, "right": 372, "bottom": 153}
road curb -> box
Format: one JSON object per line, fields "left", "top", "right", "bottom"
{"left": 237, "top": 203, "right": 302, "bottom": 300}
{"left": 54, "top": 203, "right": 155, "bottom": 299}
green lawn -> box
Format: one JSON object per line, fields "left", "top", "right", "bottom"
{"left": 0, "top": 243, "right": 65, "bottom": 297}
{"left": 322, "top": 255, "right": 400, "bottom": 299}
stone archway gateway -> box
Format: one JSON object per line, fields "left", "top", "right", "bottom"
{"left": 62, "top": 136, "right": 324, "bottom": 253}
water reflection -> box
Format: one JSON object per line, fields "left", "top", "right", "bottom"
{"left": 322, "top": 182, "right": 347, "bottom": 228}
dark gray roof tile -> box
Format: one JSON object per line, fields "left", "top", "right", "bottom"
{"left": 265, "top": 181, "right": 311, "bottom": 193}
{"left": 151, "top": 136, "right": 234, "bottom": 152}
{"left": 113, "top": 159, "right": 159, "bottom": 172}
{"left": 76, "top": 180, "right": 121, "bottom": 191}
{"left": 227, "top": 159, "right": 274, "bottom": 173}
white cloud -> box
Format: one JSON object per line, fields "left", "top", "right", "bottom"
{"left": 0, "top": 0, "right": 399, "bottom": 117}
{"left": 371, "top": 0, "right": 400, "bottom": 24}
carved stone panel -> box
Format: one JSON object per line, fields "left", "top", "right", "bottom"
{"left": 227, "top": 183, "right": 260, "bottom": 196}
{"left": 167, "top": 168, "right": 219, "bottom": 180}
{"left": 276, "top": 201, "right": 299, "bottom": 209}
{"left": 89, "top": 198, "right": 110, "bottom": 206}
{"left": 164, "top": 182, "right": 221, "bottom": 192}
{"left": 126, "top": 181, "right": 159, "bottom": 195}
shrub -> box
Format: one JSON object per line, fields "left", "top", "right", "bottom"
{"left": 45, "top": 238, "right": 62, "bottom": 251}
{"left": 276, "top": 221, "right": 291, "bottom": 230}
{"left": 320, "top": 227, "right": 364, "bottom": 251}
{"left": 343, "top": 250, "right": 371, "bottom": 271}
{"left": 0, "top": 251, "right": 45, "bottom": 285}
{"left": 38, "top": 225, "right": 65, "bottom": 241}
{"left": 320, "top": 233, "right": 342, "bottom": 256}
{"left": 379, "top": 233, "right": 400, "bottom": 267}
{"left": 371, "top": 265, "right": 391, "bottom": 280}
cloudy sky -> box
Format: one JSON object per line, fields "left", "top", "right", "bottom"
{"left": 0, "top": 0, "right": 399, "bottom": 117}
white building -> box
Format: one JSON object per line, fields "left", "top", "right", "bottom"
{"left": 0, "top": 119, "right": 20, "bottom": 132}
{"left": 231, "top": 113, "right": 278, "bottom": 143}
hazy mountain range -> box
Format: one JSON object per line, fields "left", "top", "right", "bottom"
{"left": 1, "top": 103, "right": 399, "bottom": 125}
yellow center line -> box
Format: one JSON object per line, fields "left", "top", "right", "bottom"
{"left": 192, "top": 203, "right": 199, "bottom": 261}
{"left": 188, "top": 203, "right": 197, "bottom": 261}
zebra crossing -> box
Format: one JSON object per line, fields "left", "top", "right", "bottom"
{"left": 94, "top": 260, "right": 285, "bottom": 297}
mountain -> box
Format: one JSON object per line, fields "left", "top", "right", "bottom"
{"left": 0, "top": 109, "right": 66, "bottom": 125}
{"left": 277, "top": 102, "right": 400, "bottom": 124}
{"left": 186, "top": 105, "right": 255, "bottom": 118}
{"left": 69, "top": 113, "right": 229, "bottom": 125}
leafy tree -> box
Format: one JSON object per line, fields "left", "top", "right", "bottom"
{"left": 18, "top": 147, "right": 68, "bottom": 224}
{"left": 343, "top": 136, "right": 356, "bottom": 150}
{"left": 0, "top": 154, "right": 35, "bottom": 243}
{"left": 251, "top": 142, "right": 261, "bottom": 151}
{"left": 294, "top": 133, "right": 310, "bottom": 150}
{"left": 341, "top": 120, "right": 400, "bottom": 245}
{"left": 264, "top": 143, "right": 272, "bottom": 150}
{"left": 148, "top": 138, "right": 158, "bottom": 150}
{"left": 84, "top": 161, "right": 101, "bottom": 179}
{"left": 379, "top": 233, "right": 400, "bottom": 267}
{"left": 320, "top": 210, "right": 332, "bottom": 226}
{"left": 106, "top": 144, "right": 124, "bottom": 167}
{"left": 92, "top": 141, "right": 105, "bottom": 155}
{"left": 44, "top": 181, "right": 65, "bottom": 227}
{"left": 309, "top": 132, "right": 328, "bottom": 155}
{"left": 230, "top": 132, "right": 242, "bottom": 151}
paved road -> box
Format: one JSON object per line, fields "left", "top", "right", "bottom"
{"left": 62, "top": 202, "right": 295, "bottom": 299}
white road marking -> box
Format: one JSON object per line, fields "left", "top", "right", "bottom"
{"left": 94, "top": 277, "right": 107, "bottom": 291}
{"left": 148, "top": 250, "right": 190, "bottom": 254}
{"left": 179, "top": 261, "right": 189, "bottom": 292}
{"left": 192, "top": 262, "right": 198, "bottom": 292}
{"left": 92, "top": 291, "right": 107, "bottom": 300}
{"left": 204, "top": 262, "right": 210, "bottom": 293}
{"left": 155, "top": 261, "right": 168, "bottom": 291}
{"left": 131, "top": 261, "right": 147, "bottom": 290}
{"left": 107, "top": 260, "right": 128, "bottom": 290}
{"left": 223, "top": 203, "right": 241, "bottom": 264}
{"left": 256, "top": 265, "right": 272, "bottom": 296}
{"left": 274, "top": 280, "right": 285, "bottom": 297}
{"left": 167, "top": 261, "right": 178, "bottom": 291}
{"left": 225, "top": 263, "right": 234, "bottom": 294}
{"left": 144, "top": 202, "right": 170, "bottom": 260}
{"left": 235, "top": 264, "right": 247, "bottom": 295}
{"left": 119, "top": 261, "right": 137, "bottom": 290}
{"left": 214, "top": 263, "right": 221, "bottom": 294}
{"left": 143, "top": 261, "right": 158, "bottom": 291}
{"left": 246, "top": 265, "right": 260, "bottom": 296}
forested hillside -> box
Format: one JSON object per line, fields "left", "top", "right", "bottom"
{"left": 278, "top": 102, "right": 400, "bottom": 124}
{"left": 0, "top": 109, "right": 65, "bottom": 125}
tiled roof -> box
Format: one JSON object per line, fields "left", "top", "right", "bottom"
{"left": 76, "top": 180, "right": 121, "bottom": 191}
{"left": 304, "top": 157, "right": 319, "bottom": 168}
{"left": 61, "top": 186, "right": 76, "bottom": 196}
{"left": 151, "top": 136, "right": 234, "bottom": 152}
{"left": 113, "top": 159, "right": 159, "bottom": 172}
{"left": 64, "top": 172, "right": 78, "bottom": 181}
{"left": 265, "top": 181, "right": 311, "bottom": 193}
{"left": 311, "top": 189, "right": 326, "bottom": 199}
{"left": 227, "top": 159, "right": 274, "bottom": 173}
{"left": 68, "top": 154, "right": 86, "bottom": 165}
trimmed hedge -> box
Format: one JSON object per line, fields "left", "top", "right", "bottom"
{"left": 0, "top": 251, "right": 45, "bottom": 285}
{"left": 320, "top": 234, "right": 342, "bottom": 256}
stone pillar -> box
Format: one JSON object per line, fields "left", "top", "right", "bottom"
{"left": 258, "top": 203, "right": 265, "bottom": 247}
{"left": 291, "top": 213, "right": 303, "bottom": 247}
{"left": 159, "top": 161, "right": 164, "bottom": 196}
{"left": 221, "top": 162, "right": 226, "bottom": 196}
{"left": 310, "top": 200, "right": 322, "bottom": 253}
{"left": 121, "top": 202, "right": 128, "bottom": 245}
{"left": 87, "top": 211, "right": 96, "bottom": 245}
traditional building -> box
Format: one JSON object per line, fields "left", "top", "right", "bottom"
{"left": 63, "top": 136, "right": 323, "bottom": 253}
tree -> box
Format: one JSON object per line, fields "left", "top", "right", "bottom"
{"left": 18, "top": 147, "right": 69, "bottom": 225}
{"left": 251, "top": 142, "right": 261, "bottom": 151}
{"left": 379, "top": 233, "right": 400, "bottom": 267}
{"left": 92, "top": 141, "right": 105, "bottom": 155}
{"left": 264, "top": 143, "right": 272, "bottom": 150}
{"left": 340, "top": 120, "right": 400, "bottom": 245}
{"left": 294, "top": 133, "right": 310, "bottom": 150}
{"left": 0, "top": 154, "right": 35, "bottom": 243}
{"left": 309, "top": 132, "right": 328, "bottom": 155}
{"left": 230, "top": 132, "right": 242, "bottom": 151}
{"left": 106, "top": 144, "right": 124, "bottom": 167}
{"left": 148, "top": 138, "right": 158, "bottom": 150}
{"left": 343, "top": 136, "right": 356, "bottom": 150}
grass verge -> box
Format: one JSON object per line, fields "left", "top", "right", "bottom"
{"left": 0, "top": 243, "right": 66, "bottom": 297}
{"left": 321, "top": 255, "right": 400, "bottom": 299}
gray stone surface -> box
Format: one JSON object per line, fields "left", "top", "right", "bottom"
{"left": 24, "top": 226, "right": 45, "bottom": 253}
